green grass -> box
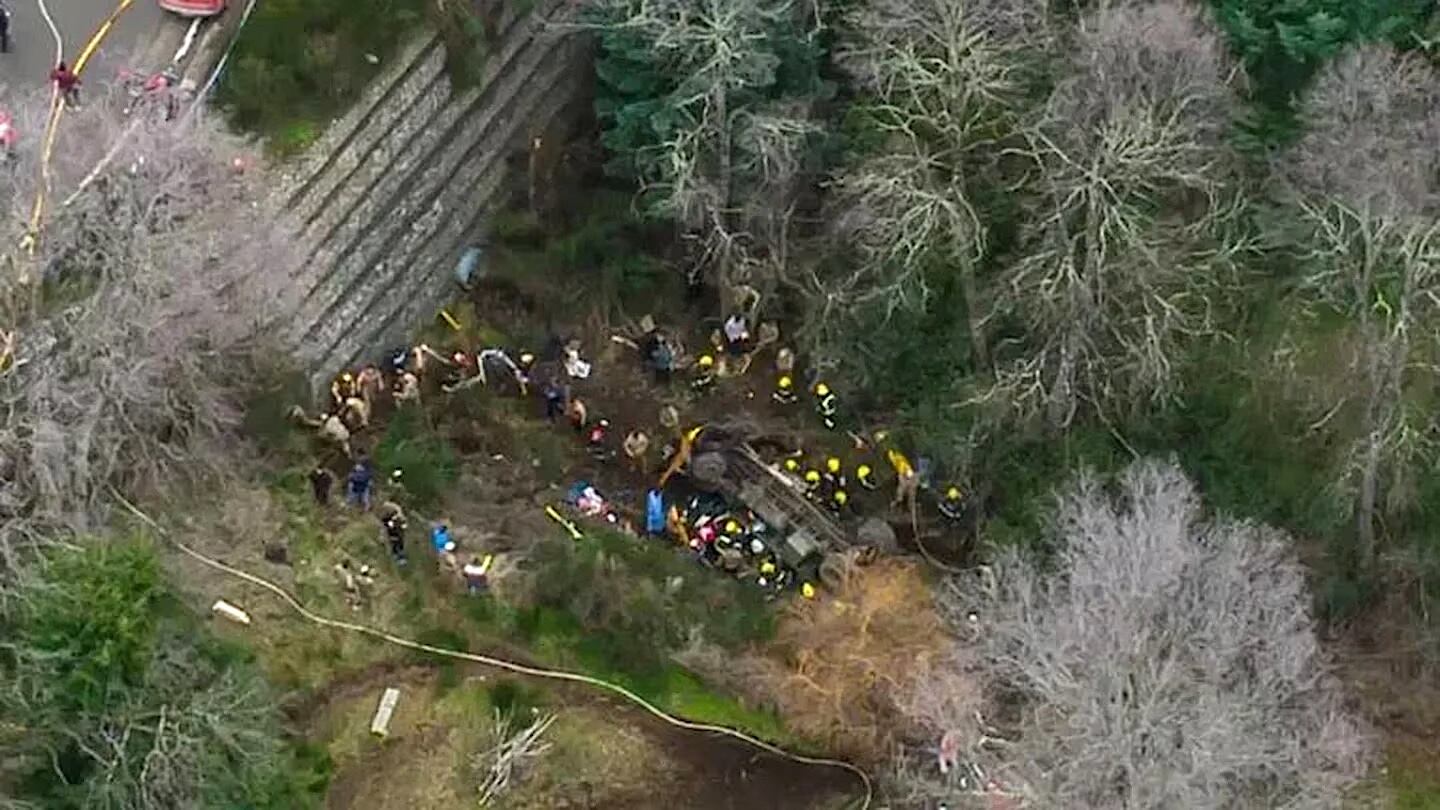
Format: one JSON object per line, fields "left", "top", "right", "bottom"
{"left": 1388, "top": 761, "right": 1440, "bottom": 809}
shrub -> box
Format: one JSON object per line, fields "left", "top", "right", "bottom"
{"left": 375, "top": 405, "right": 458, "bottom": 508}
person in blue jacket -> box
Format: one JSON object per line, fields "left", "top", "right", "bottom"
{"left": 646, "top": 489, "right": 666, "bottom": 537}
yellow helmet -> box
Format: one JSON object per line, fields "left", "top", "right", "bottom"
{"left": 698, "top": 354, "right": 715, "bottom": 368}
{"left": 814, "top": 383, "right": 830, "bottom": 397}
{"left": 833, "top": 489, "right": 849, "bottom": 505}
{"left": 725, "top": 520, "right": 741, "bottom": 535}
{"left": 519, "top": 352, "right": 535, "bottom": 366}
{"left": 804, "top": 470, "right": 821, "bottom": 484}
{"left": 946, "top": 486, "right": 962, "bottom": 501}
{"left": 857, "top": 464, "right": 873, "bottom": 478}
{"left": 826, "top": 457, "right": 841, "bottom": 474}
{"left": 783, "top": 458, "right": 800, "bottom": 472}
{"left": 801, "top": 582, "right": 816, "bottom": 599}
{"left": 760, "top": 560, "right": 777, "bottom": 575}
{"left": 778, "top": 375, "right": 793, "bottom": 390}
{"left": 340, "top": 372, "right": 353, "bottom": 382}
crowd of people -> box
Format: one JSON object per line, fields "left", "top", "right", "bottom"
{"left": 292, "top": 305, "right": 969, "bottom": 602}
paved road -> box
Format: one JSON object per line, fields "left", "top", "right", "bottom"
{"left": 0, "top": 0, "right": 165, "bottom": 92}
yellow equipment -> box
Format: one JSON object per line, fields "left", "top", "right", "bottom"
{"left": 544, "top": 505, "right": 583, "bottom": 540}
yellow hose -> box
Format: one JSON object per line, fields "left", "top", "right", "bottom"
{"left": 24, "top": 0, "right": 135, "bottom": 256}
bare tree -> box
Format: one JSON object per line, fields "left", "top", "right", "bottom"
{"left": 590, "top": 0, "right": 822, "bottom": 303}
{"left": 0, "top": 86, "right": 300, "bottom": 569}
{"left": 983, "top": 0, "right": 1247, "bottom": 430}
{"left": 1279, "top": 45, "right": 1440, "bottom": 568}
{"left": 815, "top": 0, "right": 1048, "bottom": 375}
{"left": 928, "top": 460, "right": 1373, "bottom": 809}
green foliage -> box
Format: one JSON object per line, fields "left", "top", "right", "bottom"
{"left": 489, "top": 190, "right": 674, "bottom": 310}
{"left": 1, "top": 539, "right": 325, "bottom": 808}
{"left": 1210, "top": 0, "right": 1433, "bottom": 143}
{"left": 375, "top": 405, "right": 458, "bottom": 508}
{"left": 526, "top": 529, "right": 774, "bottom": 674}
{"left": 7, "top": 539, "right": 163, "bottom": 717}
{"left": 218, "top": 0, "right": 493, "bottom": 151}
{"left": 1389, "top": 759, "right": 1440, "bottom": 809}
{"left": 487, "top": 678, "right": 545, "bottom": 718}
{"left": 591, "top": 1, "right": 831, "bottom": 199}
{"left": 218, "top": 0, "right": 427, "bottom": 150}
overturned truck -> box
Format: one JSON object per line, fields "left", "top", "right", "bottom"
{"left": 683, "top": 428, "right": 865, "bottom": 586}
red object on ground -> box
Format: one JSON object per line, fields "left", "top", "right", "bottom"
{"left": 0, "top": 112, "right": 16, "bottom": 148}
{"left": 157, "top": 0, "right": 225, "bottom": 17}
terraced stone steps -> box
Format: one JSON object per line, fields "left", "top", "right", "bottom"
{"left": 279, "top": 34, "right": 442, "bottom": 211}
{"left": 330, "top": 65, "right": 589, "bottom": 373}
{"left": 274, "top": 0, "right": 588, "bottom": 388}
{"left": 288, "top": 3, "right": 574, "bottom": 355}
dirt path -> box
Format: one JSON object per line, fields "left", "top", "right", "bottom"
{"left": 297, "top": 659, "right": 862, "bottom": 810}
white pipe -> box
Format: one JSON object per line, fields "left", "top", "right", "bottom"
{"left": 33, "top": 0, "right": 62, "bottom": 68}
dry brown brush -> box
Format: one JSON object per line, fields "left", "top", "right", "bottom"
{"left": 0, "top": 85, "right": 300, "bottom": 569}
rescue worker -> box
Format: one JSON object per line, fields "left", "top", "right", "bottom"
{"left": 772, "top": 374, "right": 798, "bottom": 405}
{"left": 758, "top": 558, "right": 778, "bottom": 588}
{"left": 442, "top": 350, "right": 474, "bottom": 389}
{"left": 829, "top": 488, "right": 850, "bottom": 516}
{"left": 939, "top": 486, "right": 965, "bottom": 521}
{"left": 393, "top": 370, "right": 421, "bottom": 404}
{"left": 802, "top": 468, "right": 822, "bottom": 498}
{"left": 755, "top": 321, "right": 780, "bottom": 351}
{"left": 341, "top": 395, "right": 369, "bottom": 431}
{"left": 813, "top": 382, "right": 838, "bottom": 429}
{"left": 658, "top": 404, "right": 680, "bottom": 434}
{"left": 782, "top": 457, "right": 802, "bottom": 479}
{"left": 357, "top": 365, "right": 385, "bottom": 402}
{"left": 586, "top": 418, "right": 612, "bottom": 460}
{"left": 0, "top": 3, "right": 11, "bottom": 54}
{"left": 330, "top": 371, "right": 358, "bottom": 409}
{"left": 823, "top": 456, "right": 846, "bottom": 491}
{"left": 723, "top": 314, "right": 750, "bottom": 356}
{"left": 691, "top": 354, "right": 716, "bottom": 392}
{"left": 566, "top": 396, "right": 589, "bottom": 433}
{"left": 623, "top": 429, "right": 651, "bottom": 473}
{"left": 775, "top": 346, "right": 795, "bottom": 376}
{"left": 334, "top": 559, "right": 365, "bottom": 611}
{"left": 379, "top": 502, "right": 407, "bottom": 565}
{"left": 856, "top": 463, "right": 878, "bottom": 491}
{"left": 388, "top": 346, "right": 410, "bottom": 375}
{"left": 346, "top": 458, "right": 373, "bottom": 510}
{"left": 888, "top": 447, "right": 919, "bottom": 508}
{"left": 462, "top": 555, "right": 492, "bottom": 595}
{"left": 308, "top": 466, "right": 334, "bottom": 506}
{"left": 431, "top": 521, "right": 460, "bottom": 571}
{"left": 51, "top": 62, "right": 81, "bottom": 107}
{"left": 543, "top": 381, "right": 568, "bottom": 422}
{"left": 517, "top": 352, "right": 536, "bottom": 395}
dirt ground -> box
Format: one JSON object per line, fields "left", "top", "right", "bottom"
{"left": 300, "top": 660, "right": 860, "bottom": 810}
{"left": 448, "top": 276, "right": 974, "bottom": 566}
